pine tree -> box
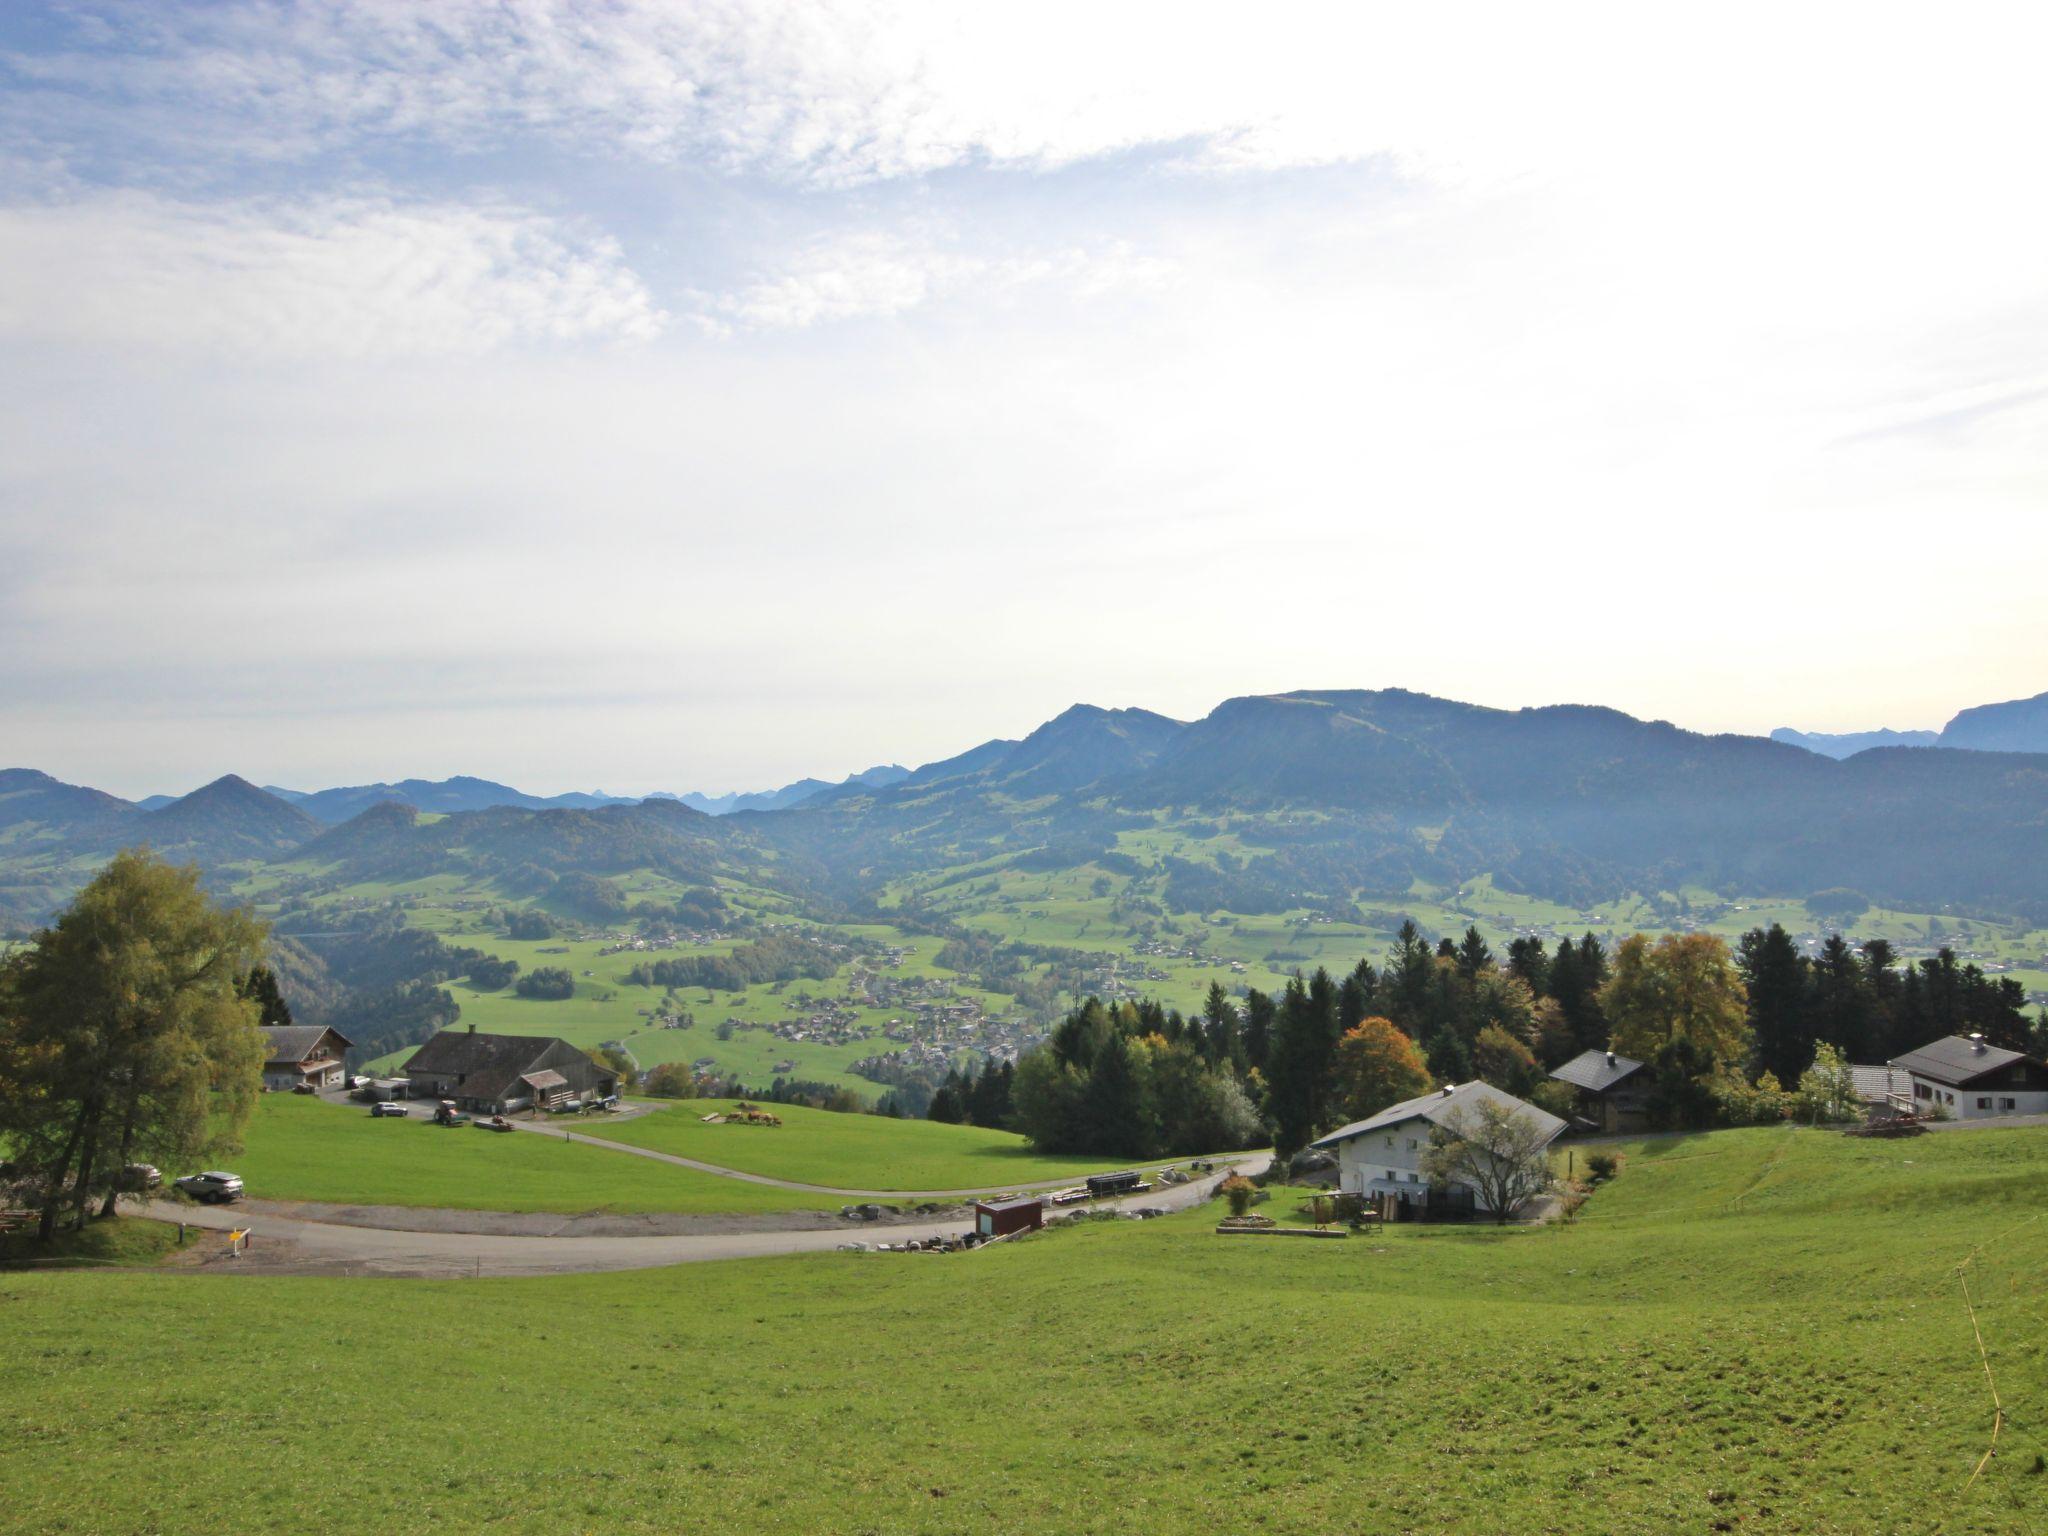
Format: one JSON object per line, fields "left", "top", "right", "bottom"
{"left": 1739, "top": 923, "right": 1813, "bottom": 1084}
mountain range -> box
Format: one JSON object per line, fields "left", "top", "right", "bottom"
{"left": 5, "top": 683, "right": 2048, "bottom": 931}
{"left": 1771, "top": 688, "right": 2048, "bottom": 759}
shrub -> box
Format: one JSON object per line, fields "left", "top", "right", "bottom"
{"left": 1220, "top": 1174, "right": 1255, "bottom": 1217}
{"left": 1585, "top": 1150, "right": 1622, "bottom": 1182}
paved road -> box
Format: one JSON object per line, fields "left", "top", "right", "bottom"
{"left": 505, "top": 1112, "right": 1232, "bottom": 1199}
{"left": 143, "top": 1157, "right": 1265, "bottom": 1278}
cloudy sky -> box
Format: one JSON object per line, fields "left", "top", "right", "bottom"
{"left": 3, "top": 3, "right": 2045, "bottom": 799}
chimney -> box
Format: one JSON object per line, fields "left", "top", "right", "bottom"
{"left": 468, "top": 1022, "right": 476, "bottom": 1035}
{"left": 1969, "top": 1032, "right": 1985, "bottom": 1052}
{"left": 1605, "top": 1051, "right": 1616, "bottom": 1067}
{"left": 1440, "top": 1083, "right": 1456, "bottom": 1097}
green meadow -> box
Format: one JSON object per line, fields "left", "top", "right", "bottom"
{"left": 223, "top": 1095, "right": 825, "bottom": 1214}
{"left": 580, "top": 1097, "right": 1191, "bottom": 1191}
{"left": 3, "top": 1125, "right": 2042, "bottom": 1534}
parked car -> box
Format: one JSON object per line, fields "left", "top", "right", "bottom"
{"left": 117, "top": 1162, "right": 162, "bottom": 1192}
{"left": 476, "top": 1115, "right": 516, "bottom": 1133}
{"left": 174, "top": 1171, "right": 245, "bottom": 1204}
{"left": 348, "top": 1075, "right": 372, "bottom": 1091}
{"left": 370, "top": 1101, "right": 411, "bottom": 1118}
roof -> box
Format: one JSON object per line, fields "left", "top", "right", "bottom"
{"left": 520, "top": 1069, "right": 568, "bottom": 1091}
{"left": 403, "top": 1029, "right": 597, "bottom": 1104}
{"left": 1548, "top": 1049, "right": 1644, "bottom": 1094}
{"left": 1891, "top": 1035, "right": 2036, "bottom": 1086}
{"left": 975, "top": 1196, "right": 1044, "bottom": 1213}
{"left": 1848, "top": 1064, "right": 1910, "bottom": 1102}
{"left": 1311, "top": 1081, "right": 1568, "bottom": 1150}
{"left": 259, "top": 1024, "right": 351, "bottom": 1062}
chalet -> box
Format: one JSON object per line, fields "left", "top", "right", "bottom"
{"left": 401, "top": 1026, "right": 619, "bottom": 1114}
{"left": 1310, "top": 1081, "right": 1565, "bottom": 1218}
{"left": 1889, "top": 1034, "right": 2048, "bottom": 1120}
{"left": 1547, "top": 1048, "right": 1649, "bottom": 1134}
{"left": 260, "top": 1024, "right": 353, "bottom": 1092}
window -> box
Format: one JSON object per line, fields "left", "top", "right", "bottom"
{"left": 1406, "top": 1137, "right": 1418, "bottom": 1150}
{"left": 1384, "top": 1136, "right": 1394, "bottom": 1148}
{"left": 2002, "top": 1098, "right": 2017, "bottom": 1111}
{"left": 1914, "top": 1083, "right": 1931, "bottom": 1100}
{"left": 1977, "top": 1097, "right": 1991, "bottom": 1110}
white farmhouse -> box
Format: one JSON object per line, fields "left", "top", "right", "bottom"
{"left": 1310, "top": 1081, "right": 1566, "bottom": 1219}
{"left": 1890, "top": 1034, "right": 2048, "bottom": 1119}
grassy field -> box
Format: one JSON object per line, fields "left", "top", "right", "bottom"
{"left": 2, "top": 1124, "right": 2042, "bottom": 1533}
{"left": 583, "top": 1098, "right": 1197, "bottom": 1191}
{"left": 223, "top": 1095, "right": 828, "bottom": 1213}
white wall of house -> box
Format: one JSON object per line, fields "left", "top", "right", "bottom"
{"left": 1907, "top": 1075, "right": 2048, "bottom": 1119}
{"left": 1331, "top": 1121, "right": 1487, "bottom": 1204}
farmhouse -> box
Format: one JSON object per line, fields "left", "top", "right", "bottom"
{"left": 1311, "top": 1081, "right": 1565, "bottom": 1218}
{"left": 259, "top": 1024, "right": 353, "bottom": 1092}
{"left": 401, "top": 1025, "right": 619, "bottom": 1114}
{"left": 1889, "top": 1033, "right": 2048, "bottom": 1119}
{"left": 1547, "top": 1048, "right": 1649, "bottom": 1134}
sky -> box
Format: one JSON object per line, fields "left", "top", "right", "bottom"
{"left": 2, "top": 2, "right": 2046, "bottom": 799}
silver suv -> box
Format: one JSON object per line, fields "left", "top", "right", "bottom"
{"left": 173, "top": 1171, "right": 245, "bottom": 1203}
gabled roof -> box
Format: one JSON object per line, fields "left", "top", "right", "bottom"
{"left": 403, "top": 1029, "right": 596, "bottom": 1103}
{"left": 1311, "top": 1081, "right": 1567, "bottom": 1150}
{"left": 259, "top": 1023, "right": 351, "bottom": 1062}
{"left": 1548, "top": 1048, "right": 1644, "bottom": 1094}
{"left": 520, "top": 1069, "right": 568, "bottom": 1091}
{"left": 1891, "top": 1035, "right": 2039, "bottom": 1086}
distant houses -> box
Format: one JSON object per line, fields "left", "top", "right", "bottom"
{"left": 1889, "top": 1034, "right": 2048, "bottom": 1120}
{"left": 259, "top": 1024, "right": 353, "bottom": 1092}
{"left": 1547, "top": 1049, "right": 1649, "bottom": 1135}
{"left": 401, "top": 1025, "right": 619, "bottom": 1114}
{"left": 1310, "top": 1081, "right": 1566, "bottom": 1219}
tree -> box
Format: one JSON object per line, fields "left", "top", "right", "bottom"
{"left": 1794, "top": 1042, "right": 1859, "bottom": 1124}
{"left": 1333, "top": 1017, "right": 1431, "bottom": 1119}
{"left": 1471, "top": 1024, "right": 1541, "bottom": 1097}
{"left": 589, "top": 1041, "right": 636, "bottom": 1083}
{"left": 515, "top": 966, "right": 575, "bottom": 1000}
{"left": 0, "top": 851, "right": 265, "bottom": 1238}
{"left": 1419, "top": 1097, "right": 1557, "bottom": 1224}
{"left": 1079, "top": 1030, "right": 1156, "bottom": 1159}
{"left": 1738, "top": 923, "right": 1812, "bottom": 1085}
{"left": 1600, "top": 932, "right": 1749, "bottom": 1070}
{"left": 236, "top": 966, "right": 293, "bottom": 1028}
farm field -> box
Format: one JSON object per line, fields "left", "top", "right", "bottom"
{"left": 224, "top": 1095, "right": 827, "bottom": 1214}
{"left": 2, "top": 1124, "right": 2041, "bottom": 1533}
{"left": 581, "top": 1098, "right": 1200, "bottom": 1192}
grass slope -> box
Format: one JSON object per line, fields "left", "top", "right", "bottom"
{"left": 225, "top": 1096, "right": 825, "bottom": 1214}
{"left": 583, "top": 1098, "right": 1185, "bottom": 1191}
{"left": 2, "top": 1125, "right": 2043, "bottom": 1533}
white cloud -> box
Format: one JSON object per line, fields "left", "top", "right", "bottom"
{"left": 0, "top": 190, "right": 664, "bottom": 356}
{"left": 697, "top": 228, "right": 1172, "bottom": 331}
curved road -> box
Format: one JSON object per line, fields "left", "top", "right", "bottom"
{"left": 144, "top": 1157, "right": 1264, "bottom": 1278}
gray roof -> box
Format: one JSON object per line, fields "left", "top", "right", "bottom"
{"left": 403, "top": 1030, "right": 602, "bottom": 1104}
{"left": 1848, "top": 1064, "right": 1910, "bottom": 1103}
{"left": 1891, "top": 1035, "right": 2035, "bottom": 1086}
{"left": 1548, "top": 1048, "right": 1644, "bottom": 1094}
{"left": 1311, "top": 1081, "right": 1567, "bottom": 1150}
{"left": 259, "top": 1024, "right": 351, "bottom": 1062}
